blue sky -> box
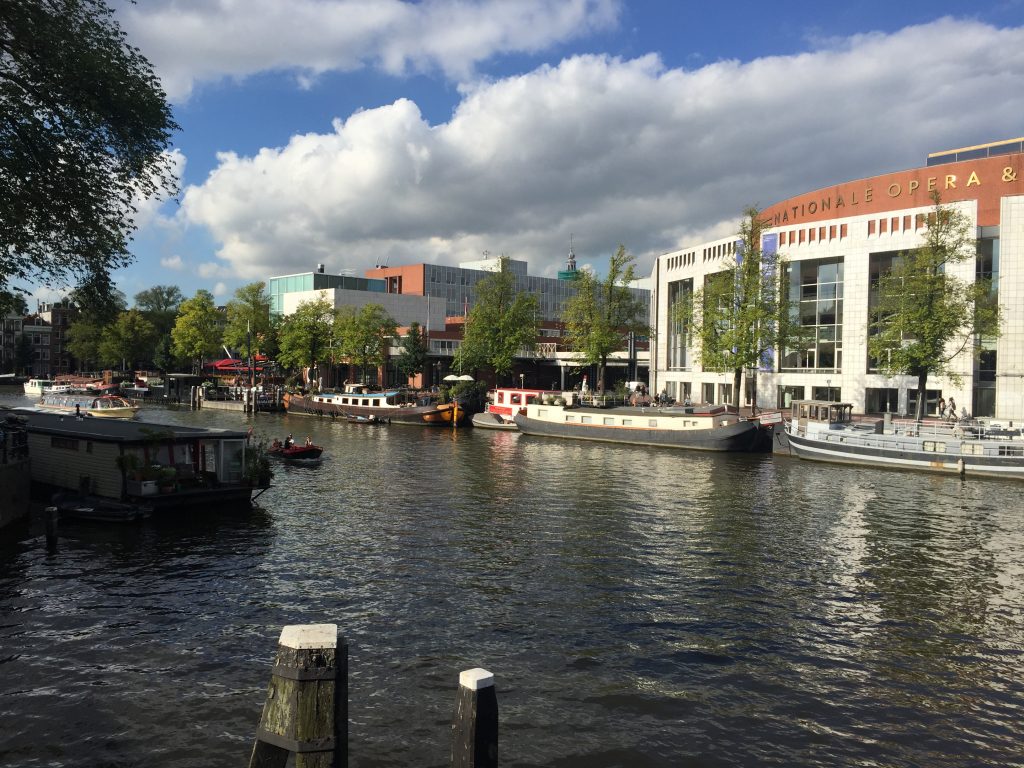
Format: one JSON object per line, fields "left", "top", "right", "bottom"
{"left": 57, "top": 0, "right": 1024, "bottom": 306}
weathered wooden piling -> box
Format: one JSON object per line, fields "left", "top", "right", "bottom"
{"left": 44, "top": 506, "right": 59, "bottom": 550}
{"left": 249, "top": 623, "right": 347, "bottom": 768}
{"left": 451, "top": 668, "right": 498, "bottom": 768}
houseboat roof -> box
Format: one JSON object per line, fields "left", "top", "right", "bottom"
{"left": 7, "top": 408, "right": 249, "bottom": 443}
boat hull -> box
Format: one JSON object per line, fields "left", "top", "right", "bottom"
{"left": 472, "top": 412, "right": 518, "bottom": 431}
{"left": 284, "top": 393, "right": 467, "bottom": 426}
{"left": 785, "top": 428, "right": 1024, "bottom": 480}
{"left": 514, "top": 410, "right": 762, "bottom": 451}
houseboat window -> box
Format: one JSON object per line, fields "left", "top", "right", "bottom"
{"left": 648, "top": 419, "right": 658, "bottom": 427}
{"left": 511, "top": 394, "right": 522, "bottom": 405}
{"left": 581, "top": 416, "right": 593, "bottom": 424}
{"left": 497, "top": 393, "right": 504, "bottom": 404}
{"left": 999, "top": 445, "right": 1024, "bottom": 457}
{"left": 622, "top": 419, "right": 633, "bottom": 426}
{"left": 537, "top": 409, "right": 548, "bottom": 418}
{"left": 363, "top": 399, "right": 370, "bottom": 406}
{"left": 566, "top": 414, "right": 576, "bottom": 422}
{"left": 51, "top": 437, "right": 78, "bottom": 450}
{"left": 603, "top": 417, "right": 615, "bottom": 425}
{"left": 962, "top": 444, "right": 984, "bottom": 455}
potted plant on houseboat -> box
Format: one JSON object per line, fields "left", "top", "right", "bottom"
{"left": 157, "top": 466, "right": 177, "bottom": 494}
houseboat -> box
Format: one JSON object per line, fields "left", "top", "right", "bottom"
{"left": 13, "top": 409, "right": 270, "bottom": 510}
{"left": 23, "top": 378, "right": 56, "bottom": 396}
{"left": 38, "top": 393, "right": 140, "bottom": 419}
{"left": 0, "top": 411, "right": 31, "bottom": 529}
{"left": 284, "top": 384, "right": 468, "bottom": 426}
{"left": 780, "top": 400, "right": 1024, "bottom": 480}
{"left": 472, "top": 386, "right": 564, "bottom": 430}
{"left": 514, "top": 401, "right": 767, "bottom": 451}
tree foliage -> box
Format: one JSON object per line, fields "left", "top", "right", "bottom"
{"left": 134, "top": 285, "right": 183, "bottom": 337}
{"left": 98, "top": 309, "right": 156, "bottom": 370}
{"left": 337, "top": 303, "right": 397, "bottom": 384}
{"left": 171, "top": 290, "right": 222, "bottom": 372}
{"left": 455, "top": 256, "right": 538, "bottom": 381}
{"left": 276, "top": 298, "right": 337, "bottom": 373}
{"left": 396, "top": 321, "right": 429, "bottom": 382}
{"left": 0, "top": 0, "right": 179, "bottom": 304}
{"left": 561, "top": 245, "right": 647, "bottom": 392}
{"left": 688, "top": 207, "right": 805, "bottom": 409}
{"left": 868, "top": 192, "right": 1001, "bottom": 419}
{"left": 66, "top": 318, "right": 103, "bottom": 370}
{"left": 223, "top": 281, "right": 273, "bottom": 356}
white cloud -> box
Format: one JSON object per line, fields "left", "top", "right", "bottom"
{"left": 118, "top": 0, "right": 620, "bottom": 101}
{"left": 213, "top": 282, "right": 228, "bottom": 298}
{"left": 160, "top": 255, "right": 185, "bottom": 270}
{"left": 179, "top": 18, "right": 1024, "bottom": 280}
{"left": 197, "top": 262, "right": 231, "bottom": 279}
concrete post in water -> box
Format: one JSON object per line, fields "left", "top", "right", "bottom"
{"left": 451, "top": 668, "right": 498, "bottom": 768}
{"left": 249, "top": 623, "right": 347, "bottom": 768}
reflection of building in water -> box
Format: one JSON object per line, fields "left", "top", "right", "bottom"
{"left": 651, "top": 138, "right": 1024, "bottom": 420}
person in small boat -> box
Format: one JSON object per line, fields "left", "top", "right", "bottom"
{"left": 284, "top": 433, "right": 294, "bottom": 448}
{"left": 304, "top": 435, "right": 313, "bottom": 447}
{"left": 272, "top": 438, "right": 282, "bottom": 449}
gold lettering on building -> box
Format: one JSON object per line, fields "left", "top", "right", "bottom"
{"left": 945, "top": 174, "right": 956, "bottom": 189}
{"left": 887, "top": 183, "right": 901, "bottom": 197}
{"left": 927, "top": 177, "right": 937, "bottom": 191}
{"left": 966, "top": 171, "right": 980, "bottom": 187}
{"left": 908, "top": 180, "right": 919, "bottom": 194}
{"left": 865, "top": 187, "right": 873, "bottom": 202}
{"left": 1004, "top": 167, "right": 1018, "bottom": 182}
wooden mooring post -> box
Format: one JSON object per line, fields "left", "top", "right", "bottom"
{"left": 249, "top": 623, "right": 348, "bottom": 768}
{"left": 452, "top": 668, "right": 498, "bottom": 768}
{"left": 249, "top": 624, "right": 499, "bottom": 766}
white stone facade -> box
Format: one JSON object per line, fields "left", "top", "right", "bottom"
{"left": 651, "top": 146, "right": 1024, "bottom": 421}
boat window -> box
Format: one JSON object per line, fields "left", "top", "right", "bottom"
{"left": 536, "top": 409, "right": 547, "bottom": 418}
{"left": 648, "top": 419, "right": 658, "bottom": 427}
{"left": 566, "top": 414, "right": 576, "bottom": 422}
{"left": 497, "top": 393, "right": 504, "bottom": 404}
{"left": 622, "top": 419, "right": 632, "bottom": 426}
{"left": 603, "top": 417, "right": 615, "bottom": 425}
{"left": 51, "top": 437, "right": 79, "bottom": 451}
{"left": 581, "top": 416, "right": 593, "bottom": 424}
{"left": 363, "top": 399, "right": 370, "bottom": 406}
{"left": 962, "top": 444, "right": 984, "bottom": 455}
{"left": 999, "top": 445, "right": 1024, "bottom": 457}
{"left": 511, "top": 394, "right": 522, "bottom": 405}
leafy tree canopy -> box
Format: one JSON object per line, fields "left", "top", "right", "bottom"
{"left": 688, "top": 207, "right": 806, "bottom": 409}
{"left": 561, "top": 245, "right": 647, "bottom": 392}
{"left": 276, "top": 298, "right": 337, "bottom": 372}
{"left": 134, "top": 285, "right": 183, "bottom": 336}
{"left": 337, "top": 303, "right": 397, "bottom": 384}
{"left": 98, "top": 308, "right": 156, "bottom": 370}
{"left": 0, "top": 0, "right": 178, "bottom": 305}
{"left": 868, "top": 192, "right": 1001, "bottom": 419}
{"left": 223, "top": 281, "right": 272, "bottom": 357}
{"left": 455, "top": 256, "right": 538, "bottom": 381}
{"left": 396, "top": 321, "right": 429, "bottom": 382}
{"left": 171, "top": 290, "right": 222, "bottom": 372}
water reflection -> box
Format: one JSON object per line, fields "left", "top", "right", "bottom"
{"left": 0, "top": 396, "right": 1022, "bottom": 766}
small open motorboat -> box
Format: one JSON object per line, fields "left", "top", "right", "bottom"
{"left": 268, "top": 441, "right": 324, "bottom": 463}
{"left": 51, "top": 492, "right": 152, "bottom": 523}
{"left": 345, "top": 413, "right": 386, "bottom": 425}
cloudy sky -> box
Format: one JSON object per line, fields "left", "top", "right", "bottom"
{"left": 90, "top": 0, "right": 1024, "bottom": 303}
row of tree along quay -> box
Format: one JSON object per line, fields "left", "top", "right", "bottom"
{"left": 676, "top": 193, "right": 1000, "bottom": 419}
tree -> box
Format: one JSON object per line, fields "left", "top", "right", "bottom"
{"left": 396, "top": 321, "right": 429, "bottom": 384}
{"left": 222, "top": 282, "right": 272, "bottom": 357}
{"left": 688, "top": 207, "right": 805, "bottom": 409}
{"left": 868, "top": 192, "right": 1001, "bottom": 420}
{"left": 337, "top": 304, "right": 397, "bottom": 385}
{"left": 276, "top": 298, "right": 337, "bottom": 379}
{"left": 98, "top": 309, "right": 156, "bottom": 371}
{"left": 66, "top": 318, "right": 103, "bottom": 371}
{"left": 171, "top": 290, "right": 222, "bottom": 373}
{"left": 134, "top": 285, "right": 184, "bottom": 337}
{"left": 68, "top": 283, "right": 127, "bottom": 325}
{"left": 0, "top": 0, "right": 178, "bottom": 304}
{"left": 14, "top": 331, "right": 32, "bottom": 374}
{"left": 562, "top": 245, "right": 647, "bottom": 392}
{"left": 455, "top": 256, "right": 538, "bottom": 381}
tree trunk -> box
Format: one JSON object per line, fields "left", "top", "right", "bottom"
{"left": 916, "top": 370, "right": 928, "bottom": 421}
{"left": 733, "top": 367, "right": 742, "bottom": 410}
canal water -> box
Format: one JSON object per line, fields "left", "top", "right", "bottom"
{"left": 1, "top": 395, "right": 1022, "bottom": 767}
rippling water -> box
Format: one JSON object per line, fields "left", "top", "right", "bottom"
{"left": 1, "top": 394, "right": 1023, "bottom": 767}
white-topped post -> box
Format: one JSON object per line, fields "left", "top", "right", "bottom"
{"left": 451, "top": 667, "right": 498, "bottom": 768}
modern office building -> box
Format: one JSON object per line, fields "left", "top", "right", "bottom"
{"left": 651, "top": 138, "right": 1024, "bottom": 420}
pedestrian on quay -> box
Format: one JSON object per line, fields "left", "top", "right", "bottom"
{"left": 938, "top": 396, "right": 946, "bottom": 419}
{"left": 947, "top": 398, "right": 957, "bottom": 422}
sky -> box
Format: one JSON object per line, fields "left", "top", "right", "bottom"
{"left": 45, "top": 0, "right": 1024, "bottom": 305}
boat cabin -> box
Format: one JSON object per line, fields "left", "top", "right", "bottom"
{"left": 488, "top": 387, "right": 564, "bottom": 420}
{"left": 790, "top": 400, "right": 855, "bottom": 427}
{"left": 13, "top": 409, "right": 262, "bottom": 509}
